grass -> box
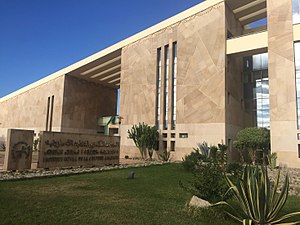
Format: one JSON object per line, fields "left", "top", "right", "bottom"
{"left": 0, "top": 164, "right": 299, "bottom": 225}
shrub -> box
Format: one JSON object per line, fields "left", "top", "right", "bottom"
{"left": 181, "top": 142, "right": 241, "bottom": 203}
{"left": 158, "top": 149, "right": 172, "bottom": 162}
{"left": 0, "top": 143, "right": 5, "bottom": 151}
{"left": 180, "top": 161, "right": 229, "bottom": 203}
{"left": 214, "top": 165, "right": 300, "bottom": 224}
{"left": 182, "top": 148, "right": 203, "bottom": 172}
{"left": 234, "top": 127, "right": 270, "bottom": 165}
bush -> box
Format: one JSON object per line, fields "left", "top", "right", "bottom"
{"left": 181, "top": 142, "right": 242, "bottom": 203}
{"left": 182, "top": 148, "right": 203, "bottom": 172}
{"left": 0, "top": 143, "right": 5, "bottom": 151}
{"left": 234, "top": 127, "right": 270, "bottom": 165}
{"left": 180, "top": 162, "right": 229, "bottom": 203}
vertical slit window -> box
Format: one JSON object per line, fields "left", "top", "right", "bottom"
{"left": 164, "top": 45, "right": 169, "bottom": 130}
{"left": 156, "top": 48, "right": 162, "bottom": 128}
{"left": 45, "top": 97, "right": 50, "bottom": 131}
{"left": 171, "top": 42, "right": 177, "bottom": 130}
{"left": 294, "top": 42, "right": 300, "bottom": 129}
{"left": 49, "top": 95, "right": 54, "bottom": 132}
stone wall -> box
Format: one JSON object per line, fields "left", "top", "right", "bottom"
{"left": 120, "top": 2, "right": 226, "bottom": 159}
{"left": 0, "top": 76, "right": 65, "bottom": 139}
{"left": 61, "top": 76, "right": 117, "bottom": 134}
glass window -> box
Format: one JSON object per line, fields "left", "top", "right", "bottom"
{"left": 243, "top": 53, "right": 270, "bottom": 128}
{"left": 293, "top": 0, "right": 300, "bottom": 24}
{"left": 164, "top": 45, "right": 169, "bottom": 130}
{"left": 295, "top": 42, "right": 300, "bottom": 129}
{"left": 156, "top": 48, "right": 162, "bottom": 128}
{"left": 171, "top": 42, "right": 177, "bottom": 130}
{"left": 253, "top": 53, "right": 268, "bottom": 71}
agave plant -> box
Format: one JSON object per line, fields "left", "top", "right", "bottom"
{"left": 214, "top": 165, "right": 300, "bottom": 225}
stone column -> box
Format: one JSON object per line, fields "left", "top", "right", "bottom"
{"left": 267, "top": 0, "right": 299, "bottom": 167}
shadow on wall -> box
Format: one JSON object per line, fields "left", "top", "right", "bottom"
{"left": 0, "top": 135, "right": 5, "bottom": 151}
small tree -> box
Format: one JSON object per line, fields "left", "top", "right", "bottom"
{"left": 233, "top": 127, "right": 270, "bottom": 165}
{"left": 127, "top": 123, "right": 159, "bottom": 159}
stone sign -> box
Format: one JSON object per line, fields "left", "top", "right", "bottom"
{"left": 4, "top": 129, "right": 34, "bottom": 171}
{"left": 38, "top": 131, "right": 120, "bottom": 168}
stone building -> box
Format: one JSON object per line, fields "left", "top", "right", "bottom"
{"left": 1, "top": 0, "right": 300, "bottom": 168}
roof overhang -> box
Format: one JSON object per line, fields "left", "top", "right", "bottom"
{"left": 67, "top": 49, "right": 121, "bottom": 89}
{"left": 226, "top": 0, "right": 267, "bottom": 25}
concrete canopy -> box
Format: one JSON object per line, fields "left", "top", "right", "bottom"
{"left": 226, "top": 0, "right": 267, "bottom": 25}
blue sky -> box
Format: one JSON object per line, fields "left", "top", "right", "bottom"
{"left": 0, "top": 0, "right": 204, "bottom": 98}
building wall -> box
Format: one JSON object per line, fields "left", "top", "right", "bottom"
{"left": 120, "top": 1, "right": 226, "bottom": 159}
{"left": 61, "top": 75, "right": 117, "bottom": 134}
{"left": 267, "top": 0, "right": 300, "bottom": 168}
{"left": 225, "top": 3, "right": 243, "bottom": 37}
{"left": 0, "top": 75, "right": 65, "bottom": 141}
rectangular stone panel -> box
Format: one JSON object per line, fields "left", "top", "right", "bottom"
{"left": 38, "top": 131, "right": 120, "bottom": 168}
{"left": 4, "top": 129, "right": 34, "bottom": 171}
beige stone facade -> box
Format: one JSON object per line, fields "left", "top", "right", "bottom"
{"left": 1, "top": 0, "right": 300, "bottom": 168}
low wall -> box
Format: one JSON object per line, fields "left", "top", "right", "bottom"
{"left": 38, "top": 131, "right": 120, "bottom": 168}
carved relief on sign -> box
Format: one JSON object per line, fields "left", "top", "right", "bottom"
{"left": 4, "top": 129, "right": 34, "bottom": 171}
{"left": 12, "top": 142, "right": 31, "bottom": 159}
{"left": 38, "top": 131, "right": 120, "bottom": 168}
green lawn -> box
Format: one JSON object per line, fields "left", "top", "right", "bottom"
{"left": 0, "top": 164, "right": 299, "bottom": 225}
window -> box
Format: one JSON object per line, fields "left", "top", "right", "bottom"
{"left": 49, "top": 95, "right": 54, "bottom": 132}
{"left": 179, "top": 133, "right": 188, "bottom": 138}
{"left": 45, "top": 95, "right": 54, "bottom": 131}
{"left": 164, "top": 45, "right": 169, "bottom": 130}
{"left": 293, "top": 0, "right": 300, "bottom": 24}
{"left": 294, "top": 42, "right": 300, "bottom": 129}
{"left": 171, "top": 141, "right": 175, "bottom": 151}
{"left": 45, "top": 97, "right": 50, "bottom": 131}
{"left": 243, "top": 53, "right": 270, "bottom": 128}
{"left": 298, "top": 144, "right": 300, "bottom": 158}
{"left": 156, "top": 48, "right": 162, "bottom": 128}
{"left": 171, "top": 42, "right": 177, "bottom": 130}
{"left": 163, "top": 141, "right": 167, "bottom": 151}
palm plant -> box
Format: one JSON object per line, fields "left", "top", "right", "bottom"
{"left": 214, "top": 166, "right": 300, "bottom": 225}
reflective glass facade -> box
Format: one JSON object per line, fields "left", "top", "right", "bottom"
{"left": 244, "top": 53, "right": 270, "bottom": 128}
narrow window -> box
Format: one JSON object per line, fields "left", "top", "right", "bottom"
{"left": 164, "top": 45, "right": 169, "bottom": 130}
{"left": 49, "top": 95, "right": 54, "bottom": 131}
{"left": 294, "top": 42, "right": 300, "bottom": 129}
{"left": 298, "top": 144, "right": 300, "bottom": 158}
{"left": 45, "top": 97, "right": 50, "bottom": 131}
{"left": 171, "top": 42, "right": 177, "bottom": 130}
{"left": 156, "top": 48, "right": 162, "bottom": 128}
{"left": 170, "top": 141, "right": 175, "bottom": 151}
{"left": 163, "top": 141, "right": 167, "bottom": 151}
